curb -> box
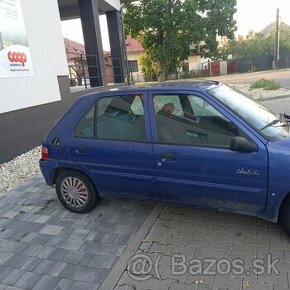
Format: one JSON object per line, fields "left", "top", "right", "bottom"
{"left": 99, "top": 202, "right": 165, "bottom": 290}
{"left": 259, "top": 94, "right": 290, "bottom": 102}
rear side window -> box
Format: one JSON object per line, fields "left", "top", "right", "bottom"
{"left": 74, "top": 95, "right": 146, "bottom": 142}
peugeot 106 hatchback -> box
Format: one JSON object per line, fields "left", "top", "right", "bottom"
{"left": 39, "top": 81, "right": 290, "bottom": 235}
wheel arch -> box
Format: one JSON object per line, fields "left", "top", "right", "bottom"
{"left": 278, "top": 192, "right": 290, "bottom": 222}
{"left": 51, "top": 167, "right": 99, "bottom": 194}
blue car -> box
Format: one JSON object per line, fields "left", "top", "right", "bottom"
{"left": 40, "top": 81, "right": 290, "bottom": 235}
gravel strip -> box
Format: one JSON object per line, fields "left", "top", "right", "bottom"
{"left": 0, "top": 83, "right": 290, "bottom": 196}
{"left": 0, "top": 146, "right": 41, "bottom": 194}
{"left": 228, "top": 83, "right": 290, "bottom": 100}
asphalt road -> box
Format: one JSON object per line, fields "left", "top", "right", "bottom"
{"left": 207, "top": 69, "right": 290, "bottom": 88}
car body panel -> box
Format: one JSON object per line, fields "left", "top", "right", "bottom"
{"left": 39, "top": 82, "right": 290, "bottom": 222}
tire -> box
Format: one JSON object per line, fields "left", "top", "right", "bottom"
{"left": 279, "top": 195, "right": 290, "bottom": 236}
{"left": 55, "top": 170, "right": 99, "bottom": 213}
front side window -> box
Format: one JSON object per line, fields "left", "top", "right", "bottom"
{"left": 74, "top": 95, "right": 146, "bottom": 142}
{"left": 210, "top": 85, "right": 289, "bottom": 141}
{"left": 153, "top": 94, "right": 243, "bottom": 148}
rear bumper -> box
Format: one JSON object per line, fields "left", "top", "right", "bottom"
{"left": 39, "top": 159, "right": 58, "bottom": 187}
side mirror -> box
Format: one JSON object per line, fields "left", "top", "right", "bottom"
{"left": 230, "top": 136, "right": 257, "bottom": 153}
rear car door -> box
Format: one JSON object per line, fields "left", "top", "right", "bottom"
{"left": 68, "top": 92, "right": 157, "bottom": 198}
{"left": 149, "top": 91, "right": 268, "bottom": 213}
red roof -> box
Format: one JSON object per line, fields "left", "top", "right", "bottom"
{"left": 126, "top": 36, "right": 143, "bottom": 52}
{"left": 64, "top": 37, "right": 85, "bottom": 55}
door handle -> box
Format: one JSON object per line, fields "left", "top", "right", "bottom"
{"left": 75, "top": 145, "right": 87, "bottom": 154}
{"left": 161, "top": 152, "right": 176, "bottom": 161}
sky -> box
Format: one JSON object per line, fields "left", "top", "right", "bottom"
{"left": 61, "top": 0, "right": 290, "bottom": 51}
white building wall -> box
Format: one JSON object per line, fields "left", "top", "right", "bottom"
{"left": 0, "top": 0, "right": 68, "bottom": 114}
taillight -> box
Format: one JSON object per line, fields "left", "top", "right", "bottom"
{"left": 41, "top": 146, "right": 49, "bottom": 160}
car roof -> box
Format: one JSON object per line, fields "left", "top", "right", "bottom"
{"left": 79, "top": 80, "right": 221, "bottom": 100}
{"left": 109, "top": 80, "right": 220, "bottom": 92}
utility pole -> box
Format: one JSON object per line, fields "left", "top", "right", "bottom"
{"left": 274, "top": 8, "right": 280, "bottom": 69}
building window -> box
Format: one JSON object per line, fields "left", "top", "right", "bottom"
{"left": 128, "top": 60, "right": 138, "bottom": 72}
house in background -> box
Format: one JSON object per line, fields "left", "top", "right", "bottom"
{"left": 125, "top": 35, "right": 216, "bottom": 81}
{"left": 126, "top": 36, "right": 144, "bottom": 82}
{"left": 64, "top": 37, "right": 114, "bottom": 86}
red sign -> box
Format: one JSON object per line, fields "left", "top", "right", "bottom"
{"left": 7, "top": 51, "right": 27, "bottom": 66}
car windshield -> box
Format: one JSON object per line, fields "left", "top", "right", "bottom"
{"left": 209, "top": 85, "right": 289, "bottom": 141}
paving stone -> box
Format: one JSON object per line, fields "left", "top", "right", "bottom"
{"left": 3, "top": 241, "right": 29, "bottom": 254}
{"left": 33, "top": 259, "right": 67, "bottom": 277}
{"left": 149, "top": 241, "right": 173, "bottom": 255}
{"left": 49, "top": 248, "right": 69, "bottom": 262}
{"left": 57, "top": 238, "right": 85, "bottom": 251}
{"left": 70, "top": 281, "right": 100, "bottom": 290}
{"left": 0, "top": 252, "right": 14, "bottom": 265}
{"left": 213, "top": 274, "right": 242, "bottom": 289}
{"left": 88, "top": 254, "right": 116, "bottom": 269}
{"left": 21, "top": 257, "right": 43, "bottom": 272}
{"left": 32, "top": 275, "right": 61, "bottom": 290}
{"left": 169, "top": 280, "right": 198, "bottom": 290}
{"left": 141, "top": 278, "right": 171, "bottom": 290}
{"left": 4, "top": 286, "right": 26, "bottom": 290}
{"left": 4, "top": 254, "right": 31, "bottom": 269}
{"left": 14, "top": 272, "right": 42, "bottom": 289}
{"left": 34, "top": 215, "right": 50, "bottom": 224}
{"left": 54, "top": 278, "right": 74, "bottom": 289}
{"left": 80, "top": 241, "right": 126, "bottom": 256}
{"left": 0, "top": 266, "right": 12, "bottom": 282}
{"left": 30, "top": 234, "right": 51, "bottom": 245}
{"left": 19, "top": 232, "right": 37, "bottom": 243}
{"left": 60, "top": 264, "right": 109, "bottom": 284}
{"left": 58, "top": 228, "right": 74, "bottom": 238}
{"left": 23, "top": 244, "right": 44, "bottom": 257}
{"left": 63, "top": 251, "right": 85, "bottom": 265}
{"left": 45, "top": 236, "right": 64, "bottom": 247}
{"left": 37, "top": 246, "right": 55, "bottom": 259}
{"left": 0, "top": 229, "right": 15, "bottom": 239}
{"left": 69, "top": 229, "right": 90, "bottom": 240}
{"left": 39, "top": 224, "right": 64, "bottom": 235}
{"left": 2, "top": 268, "right": 25, "bottom": 285}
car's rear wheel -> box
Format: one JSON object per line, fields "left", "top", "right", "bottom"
{"left": 55, "top": 170, "right": 99, "bottom": 213}
{"left": 279, "top": 195, "right": 290, "bottom": 236}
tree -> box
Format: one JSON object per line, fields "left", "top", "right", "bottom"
{"left": 139, "top": 52, "right": 158, "bottom": 81}
{"left": 224, "top": 26, "right": 290, "bottom": 59}
{"left": 123, "top": 0, "right": 237, "bottom": 81}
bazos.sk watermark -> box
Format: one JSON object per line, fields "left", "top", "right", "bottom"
{"left": 127, "top": 253, "right": 280, "bottom": 281}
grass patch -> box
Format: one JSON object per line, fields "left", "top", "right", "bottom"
{"left": 250, "top": 78, "right": 281, "bottom": 90}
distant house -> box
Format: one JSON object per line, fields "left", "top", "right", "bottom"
{"left": 64, "top": 37, "right": 114, "bottom": 85}
{"left": 259, "top": 21, "right": 290, "bottom": 38}
{"left": 126, "top": 36, "right": 144, "bottom": 82}
{"left": 125, "top": 35, "right": 214, "bottom": 81}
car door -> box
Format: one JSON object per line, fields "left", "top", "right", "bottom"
{"left": 68, "top": 92, "right": 157, "bottom": 199}
{"left": 149, "top": 91, "right": 268, "bottom": 213}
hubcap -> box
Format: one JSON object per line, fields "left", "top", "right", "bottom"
{"left": 60, "top": 177, "right": 89, "bottom": 208}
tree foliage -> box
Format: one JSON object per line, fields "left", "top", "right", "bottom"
{"left": 123, "top": 0, "right": 237, "bottom": 81}
{"left": 221, "top": 26, "right": 290, "bottom": 59}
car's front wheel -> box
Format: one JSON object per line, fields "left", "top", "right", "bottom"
{"left": 55, "top": 170, "right": 99, "bottom": 213}
{"left": 279, "top": 195, "right": 290, "bottom": 236}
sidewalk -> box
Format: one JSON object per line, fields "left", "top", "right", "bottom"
{"left": 0, "top": 177, "right": 290, "bottom": 289}
{"left": 104, "top": 203, "right": 290, "bottom": 290}
{"left": 0, "top": 176, "right": 155, "bottom": 289}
